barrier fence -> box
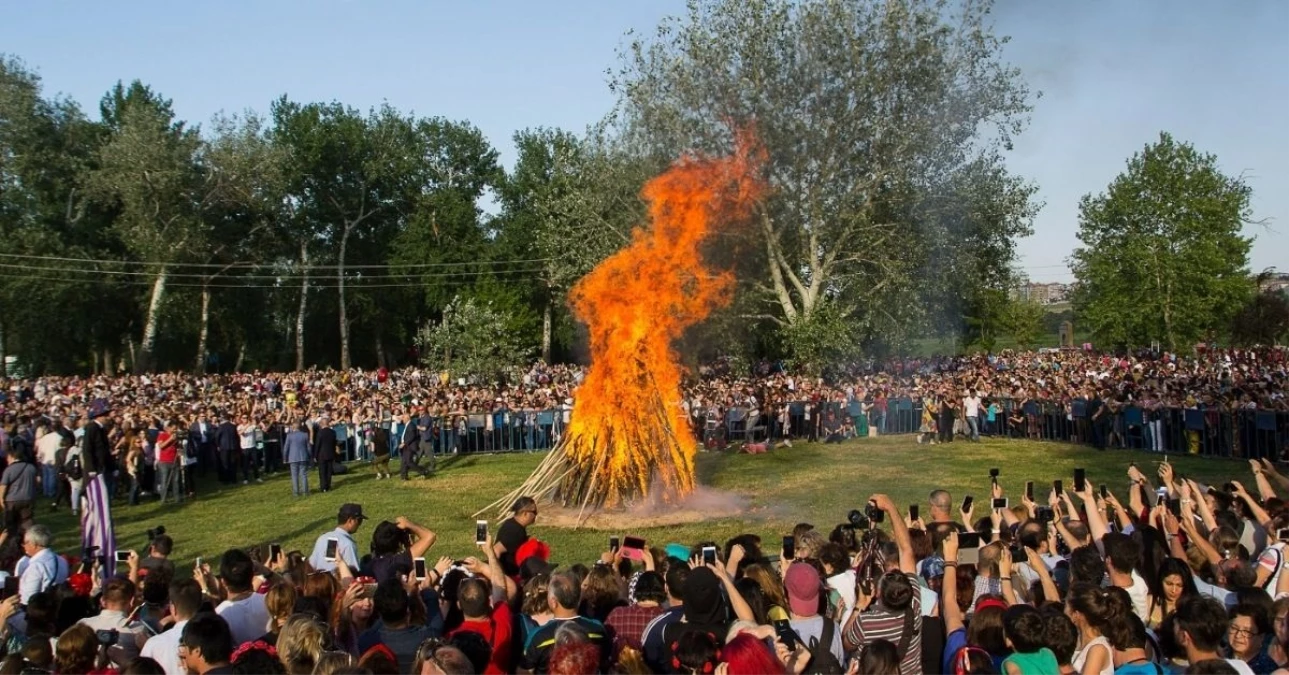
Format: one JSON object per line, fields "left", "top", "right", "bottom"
{"left": 703, "top": 398, "right": 1289, "bottom": 461}
{"left": 254, "top": 399, "right": 1287, "bottom": 467}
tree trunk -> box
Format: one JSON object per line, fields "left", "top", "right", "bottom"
{"left": 338, "top": 225, "right": 352, "bottom": 370}
{"left": 0, "top": 315, "right": 7, "bottom": 377}
{"left": 137, "top": 269, "right": 168, "bottom": 373}
{"left": 91, "top": 349, "right": 99, "bottom": 375}
{"left": 541, "top": 300, "right": 553, "bottom": 364}
{"left": 375, "top": 333, "right": 387, "bottom": 369}
{"left": 233, "top": 343, "right": 246, "bottom": 372}
{"left": 295, "top": 243, "right": 310, "bottom": 371}
{"left": 194, "top": 282, "right": 211, "bottom": 374}
{"left": 126, "top": 337, "right": 137, "bottom": 373}
{"left": 103, "top": 347, "right": 113, "bottom": 375}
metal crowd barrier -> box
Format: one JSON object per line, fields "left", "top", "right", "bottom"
{"left": 304, "top": 400, "right": 1287, "bottom": 464}
{"left": 698, "top": 398, "right": 1289, "bottom": 461}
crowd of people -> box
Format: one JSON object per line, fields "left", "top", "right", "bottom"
{"left": 4, "top": 449, "right": 1289, "bottom": 674}
{"left": 0, "top": 347, "right": 1284, "bottom": 513}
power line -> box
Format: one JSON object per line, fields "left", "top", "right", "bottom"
{"left": 0, "top": 251, "right": 556, "bottom": 270}
{"left": 0, "top": 261, "right": 550, "bottom": 281}
{"left": 0, "top": 270, "right": 541, "bottom": 290}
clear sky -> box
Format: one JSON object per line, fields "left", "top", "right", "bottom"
{"left": 3, "top": 1, "right": 1285, "bottom": 280}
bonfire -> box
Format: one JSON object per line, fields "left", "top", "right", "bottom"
{"left": 480, "top": 136, "right": 764, "bottom": 521}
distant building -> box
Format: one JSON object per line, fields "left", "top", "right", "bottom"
{"left": 1259, "top": 273, "right": 1289, "bottom": 295}
{"left": 1016, "top": 282, "right": 1069, "bottom": 305}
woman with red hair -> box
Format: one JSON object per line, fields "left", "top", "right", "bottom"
{"left": 719, "top": 633, "right": 785, "bottom": 675}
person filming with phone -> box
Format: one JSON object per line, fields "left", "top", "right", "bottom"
{"left": 309, "top": 503, "right": 366, "bottom": 572}
{"left": 76, "top": 576, "right": 148, "bottom": 665}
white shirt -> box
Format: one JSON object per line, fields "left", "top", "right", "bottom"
{"left": 826, "top": 570, "right": 857, "bottom": 626}
{"left": 964, "top": 396, "right": 982, "bottom": 417}
{"left": 216, "top": 592, "right": 269, "bottom": 645}
{"left": 15, "top": 547, "right": 69, "bottom": 603}
{"left": 1125, "top": 570, "right": 1151, "bottom": 621}
{"left": 140, "top": 618, "right": 187, "bottom": 675}
{"left": 36, "top": 432, "right": 61, "bottom": 467}
{"left": 79, "top": 609, "right": 147, "bottom": 662}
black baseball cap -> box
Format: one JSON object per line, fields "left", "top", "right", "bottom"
{"left": 338, "top": 504, "right": 368, "bottom": 522}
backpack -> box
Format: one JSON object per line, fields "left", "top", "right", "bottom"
{"left": 805, "top": 617, "right": 844, "bottom": 675}
{"left": 64, "top": 452, "right": 83, "bottom": 481}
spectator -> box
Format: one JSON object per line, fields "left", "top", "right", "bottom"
{"left": 55, "top": 624, "right": 100, "bottom": 675}
{"left": 521, "top": 570, "right": 607, "bottom": 674}
{"left": 78, "top": 577, "right": 148, "bottom": 664}
{"left": 495, "top": 497, "right": 537, "bottom": 577}
{"left": 447, "top": 548, "right": 514, "bottom": 674}
{"left": 0, "top": 446, "right": 38, "bottom": 535}
{"left": 276, "top": 614, "right": 328, "bottom": 674}
{"left": 15, "top": 524, "right": 68, "bottom": 603}
{"left": 605, "top": 570, "right": 665, "bottom": 659}
{"left": 283, "top": 423, "right": 311, "bottom": 498}
{"left": 310, "top": 504, "right": 366, "bottom": 573}
{"left": 139, "top": 534, "right": 176, "bottom": 581}
{"left": 141, "top": 579, "right": 204, "bottom": 675}
{"left": 1172, "top": 596, "right": 1254, "bottom": 675}
{"left": 206, "top": 549, "right": 269, "bottom": 645}
{"left": 841, "top": 495, "right": 921, "bottom": 675}
{"left": 783, "top": 563, "right": 844, "bottom": 664}
{"left": 357, "top": 578, "right": 439, "bottom": 672}
{"left": 180, "top": 613, "right": 236, "bottom": 675}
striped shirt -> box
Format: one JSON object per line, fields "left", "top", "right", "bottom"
{"left": 842, "top": 572, "right": 923, "bottom": 675}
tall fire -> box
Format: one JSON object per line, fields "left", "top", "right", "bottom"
{"left": 483, "top": 136, "right": 764, "bottom": 519}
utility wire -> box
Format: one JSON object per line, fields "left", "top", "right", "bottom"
{"left": 0, "top": 250, "right": 556, "bottom": 270}
{"left": 0, "top": 261, "right": 550, "bottom": 281}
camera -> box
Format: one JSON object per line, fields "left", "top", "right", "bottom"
{"left": 146, "top": 525, "right": 166, "bottom": 540}
{"left": 864, "top": 501, "right": 884, "bottom": 524}
{"left": 847, "top": 509, "right": 869, "bottom": 529}
{"left": 95, "top": 629, "right": 119, "bottom": 647}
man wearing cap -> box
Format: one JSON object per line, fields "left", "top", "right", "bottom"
{"left": 784, "top": 563, "right": 844, "bottom": 664}
{"left": 308, "top": 503, "right": 366, "bottom": 572}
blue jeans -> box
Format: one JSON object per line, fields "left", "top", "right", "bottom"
{"left": 967, "top": 416, "right": 980, "bottom": 441}
{"left": 290, "top": 462, "right": 310, "bottom": 496}
{"left": 157, "top": 462, "right": 180, "bottom": 504}
{"left": 42, "top": 464, "right": 57, "bottom": 498}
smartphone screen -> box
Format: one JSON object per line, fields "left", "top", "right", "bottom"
{"left": 992, "top": 497, "right": 1008, "bottom": 510}
{"left": 623, "top": 536, "right": 646, "bottom": 551}
{"left": 115, "top": 550, "right": 131, "bottom": 563}
{"left": 1278, "top": 529, "right": 1289, "bottom": 542}
{"left": 414, "top": 557, "right": 427, "bottom": 580}
{"left": 961, "top": 495, "right": 974, "bottom": 513}
{"left": 1025, "top": 481, "right": 1034, "bottom": 501}
{"left": 609, "top": 536, "right": 620, "bottom": 551}
{"left": 783, "top": 536, "right": 796, "bottom": 560}
{"left": 325, "top": 538, "right": 339, "bottom": 561}
{"left": 475, "top": 520, "right": 489, "bottom": 545}
{"left": 1074, "top": 468, "right": 1086, "bottom": 493}
{"left": 908, "top": 504, "right": 919, "bottom": 522}
{"left": 1054, "top": 480, "right": 1064, "bottom": 496}
{"left": 702, "top": 546, "right": 717, "bottom": 565}
{"left": 1100, "top": 484, "right": 1108, "bottom": 500}
{"left": 958, "top": 532, "right": 981, "bottom": 549}
{"left": 269, "top": 543, "right": 282, "bottom": 560}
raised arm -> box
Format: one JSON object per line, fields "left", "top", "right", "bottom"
{"left": 872, "top": 494, "right": 915, "bottom": 574}
{"left": 395, "top": 516, "right": 438, "bottom": 559}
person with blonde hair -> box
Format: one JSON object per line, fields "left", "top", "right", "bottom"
{"left": 277, "top": 614, "right": 329, "bottom": 675}
{"left": 261, "top": 581, "right": 298, "bottom": 645}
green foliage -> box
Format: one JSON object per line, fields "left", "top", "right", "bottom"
{"left": 1004, "top": 299, "right": 1047, "bottom": 350}
{"left": 1229, "top": 273, "right": 1289, "bottom": 346}
{"left": 780, "top": 300, "right": 862, "bottom": 375}
{"left": 415, "top": 294, "right": 535, "bottom": 382}
{"left": 1070, "top": 132, "right": 1255, "bottom": 349}
{"left": 610, "top": 0, "right": 1038, "bottom": 356}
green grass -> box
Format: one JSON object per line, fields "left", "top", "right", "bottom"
{"left": 40, "top": 436, "right": 1253, "bottom": 568}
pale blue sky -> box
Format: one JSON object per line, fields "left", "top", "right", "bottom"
{"left": 3, "top": 1, "right": 1285, "bottom": 279}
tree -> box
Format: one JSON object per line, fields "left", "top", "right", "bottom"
{"left": 1229, "top": 270, "right": 1289, "bottom": 346}
{"left": 87, "top": 81, "right": 205, "bottom": 373}
{"left": 609, "top": 0, "right": 1037, "bottom": 354}
{"left": 415, "top": 294, "right": 534, "bottom": 381}
{"left": 1070, "top": 132, "right": 1255, "bottom": 349}
{"left": 1004, "top": 298, "right": 1046, "bottom": 350}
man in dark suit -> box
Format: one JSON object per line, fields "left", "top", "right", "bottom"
{"left": 214, "top": 414, "right": 239, "bottom": 485}
{"left": 313, "top": 415, "right": 337, "bottom": 492}
{"left": 188, "top": 414, "right": 214, "bottom": 476}
{"left": 82, "top": 399, "right": 116, "bottom": 497}
{"left": 398, "top": 411, "right": 428, "bottom": 481}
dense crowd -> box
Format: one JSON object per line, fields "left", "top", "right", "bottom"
{"left": 0, "top": 346, "right": 1284, "bottom": 511}
{"left": 4, "top": 449, "right": 1289, "bottom": 674}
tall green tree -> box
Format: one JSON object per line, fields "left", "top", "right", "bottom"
{"left": 1070, "top": 132, "right": 1255, "bottom": 349}
{"left": 87, "top": 81, "right": 206, "bottom": 373}
{"left": 609, "top": 0, "right": 1037, "bottom": 355}
{"left": 1229, "top": 270, "right": 1289, "bottom": 347}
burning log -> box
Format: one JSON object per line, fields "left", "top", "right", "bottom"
{"left": 480, "top": 133, "right": 764, "bottom": 523}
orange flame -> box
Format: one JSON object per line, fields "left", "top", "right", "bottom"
{"left": 556, "top": 134, "right": 765, "bottom": 508}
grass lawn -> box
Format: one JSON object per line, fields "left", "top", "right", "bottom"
{"left": 38, "top": 435, "right": 1255, "bottom": 569}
